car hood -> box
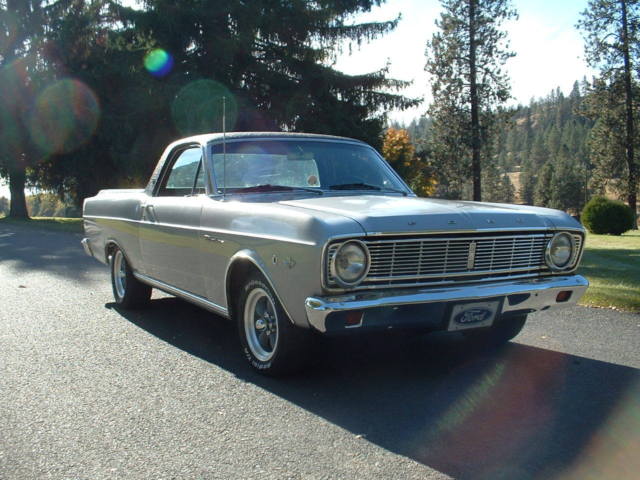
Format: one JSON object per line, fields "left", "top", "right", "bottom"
{"left": 279, "top": 195, "right": 582, "bottom": 233}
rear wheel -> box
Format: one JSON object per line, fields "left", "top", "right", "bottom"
{"left": 237, "top": 274, "right": 310, "bottom": 375}
{"left": 110, "top": 248, "right": 151, "bottom": 309}
{"left": 463, "top": 314, "right": 527, "bottom": 347}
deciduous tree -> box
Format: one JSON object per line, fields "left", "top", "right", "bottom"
{"left": 382, "top": 128, "right": 436, "bottom": 196}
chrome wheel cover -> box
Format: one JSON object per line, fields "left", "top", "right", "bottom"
{"left": 113, "top": 250, "right": 127, "bottom": 299}
{"left": 244, "top": 287, "right": 279, "bottom": 362}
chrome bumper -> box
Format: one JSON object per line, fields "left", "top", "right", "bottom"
{"left": 305, "top": 275, "right": 589, "bottom": 333}
{"left": 80, "top": 238, "right": 93, "bottom": 257}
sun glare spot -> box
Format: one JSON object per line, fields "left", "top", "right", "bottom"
{"left": 144, "top": 49, "right": 174, "bottom": 77}
{"left": 171, "top": 79, "right": 238, "bottom": 135}
{"left": 27, "top": 79, "right": 100, "bottom": 156}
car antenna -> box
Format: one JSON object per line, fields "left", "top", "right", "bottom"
{"left": 222, "top": 96, "right": 227, "bottom": 200}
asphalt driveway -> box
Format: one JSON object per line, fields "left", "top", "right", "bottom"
{"left": 1, "top": 223, "right": 638, "bottom": 479}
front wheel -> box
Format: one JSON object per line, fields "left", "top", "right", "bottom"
{"left": 110, "top": 248, "right": 151, "bottom": 309}
{"left": 237, "top": 274, "right": 310, "bottom": 375}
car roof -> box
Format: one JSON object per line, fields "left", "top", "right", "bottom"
{"left": 174, "top": 131, "right": 368, "bottom": 146}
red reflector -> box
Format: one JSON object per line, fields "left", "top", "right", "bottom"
{"left": 345, "top": 311, "right": 363, "bottom": 327}
{"left": 556, "top": 291, "right": 572, "bottom": 303}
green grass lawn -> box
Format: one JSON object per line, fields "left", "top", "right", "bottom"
{"left": 578, "top": 230, "right": 640, "bottom": 312}
{"left": 0, "top": 215, "right": 83, "bottom": 234}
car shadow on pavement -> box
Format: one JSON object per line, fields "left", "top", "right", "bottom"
{"left": 0, "top": 225, "right": 101, "bottom": 281}
{"left": 112, "top": 297, "right": 640, "bottom": 480}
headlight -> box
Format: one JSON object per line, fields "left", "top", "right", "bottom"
{"left": 545, "top": 232, "right": 574, "bottom": 271}
{"left": 330, "top": 240, "right": 370, "bottom": 287}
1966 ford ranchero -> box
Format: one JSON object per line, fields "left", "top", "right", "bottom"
{"left": 82, "top": 132, "right": 588, "bottom": 374}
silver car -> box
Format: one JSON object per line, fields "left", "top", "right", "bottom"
{"left": 82, "top": 132, "right": 588, "bottom": 375}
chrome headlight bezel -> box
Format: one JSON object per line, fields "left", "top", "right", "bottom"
{"left": 330, "top": 240, "right": 370, "bottom": 288}
{"left": 545, "top": 232, "right": 575, "bottom": 271}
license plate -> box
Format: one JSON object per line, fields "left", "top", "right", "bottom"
{"left": 447, "top": 300, "right": 500, "bottom": 331}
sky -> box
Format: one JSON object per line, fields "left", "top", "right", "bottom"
{"left": 333, "top": 0, "right": 595, "bottom": 123}
{"left": 0, "top": 0, "right": 594, "bottom": 199}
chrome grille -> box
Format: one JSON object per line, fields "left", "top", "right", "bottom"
{"left": 325, "top": 232, "right": 583, "bottom": 289}
{"left": 365, "top": 234, "right": 551, "bottom": 282}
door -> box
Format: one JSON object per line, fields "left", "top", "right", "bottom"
{"left": 139, "top": 145, "right": 207, "bottom": 295}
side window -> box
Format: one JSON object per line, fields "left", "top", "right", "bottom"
{"left": 194, "top": 163, "right": 206, "bottom": 194}
{"left": 158, "top": 147, "right": 202, "bottom": 196}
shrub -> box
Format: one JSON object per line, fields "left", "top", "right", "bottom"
{"left": 581, "top": 196, "right": 636, "bottom": 235}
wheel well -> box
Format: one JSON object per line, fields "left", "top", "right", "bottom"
{"left": 226, "top": 259, "right": 260, "bottom": 320}
{"left": 105, "top": 242, "right": 119, "bottom": 264}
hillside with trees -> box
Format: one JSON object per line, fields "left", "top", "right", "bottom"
{"left": 402, "top": 73, "right": 638, "bottom": 218}
{"left": 497, "top": 81, "right": 594, "bottom": 213}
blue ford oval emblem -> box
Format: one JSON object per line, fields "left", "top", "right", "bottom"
{"left": 455, "top": 308, "right": 493, "bottom": 325}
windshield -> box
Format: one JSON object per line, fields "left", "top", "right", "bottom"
{"left": 210, "top": 139, "right": 408, "bottom": 194}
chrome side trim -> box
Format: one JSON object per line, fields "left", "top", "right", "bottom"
{"left": 364, "top": 226, "right": 586, "bottom": 236}
{"left": 80, "top": 238, "right": 93, "bottom": 257}
{"left": 133, "top": 272, "right": 229, "bottom": 318}
{"left": 83, "top": 214, "right": 316, "bottom": 246}
{"left": 305, "top": 274, "right": 589, "bottom": 333}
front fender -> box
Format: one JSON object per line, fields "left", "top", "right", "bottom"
{"left": 224, "top": 245, "right": 323, "bottom": 328}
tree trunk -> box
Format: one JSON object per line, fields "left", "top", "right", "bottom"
{"left": 468, "top": 0, "right": 482, "bottom": 201}
{"left": 620, "top": 0, "right": 638, "bottom": 227}
{"left": 8, "top": 164, "right": 29, "bottom": 219}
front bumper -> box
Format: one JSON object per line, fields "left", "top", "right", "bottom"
{"left": 81, "top": 237, "right": 93, "bottom": 257}
{"left": 305, "top": 275, "right": 589, "bottom": 333}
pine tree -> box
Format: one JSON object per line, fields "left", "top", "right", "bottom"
{"left": 578, "top": 0, "right": 639, "bottom": 224}
{"left": 519, "top": 159, "right": 536, "bottom": 205}
{"left": 482, "top": 161, "right": 514, "bottom": 203}
{"left": 0, "top": 0, "right": 50, "bottom": 218}
{"left": 579, "top": 76, "right": 637, "bottom": 198}
{"left": 130, "top": 0, "right": 417, "bottom": 150}
{"left": 425, "top": 0, "right": 516, "bottom": 201}
{"left": 530, "top": 135, "right": 550, "bottom": 168}
{"left": 8, "top": 1, "right": 418, "bottom": 205}
{"left": 534, "top": 161, "right": 555, "bottom": 207}
{"left": 19, "top": 1, "right": 157, "bottom": 205}
{"left": 550, "top": 147, "right": 585, "bottom": 212}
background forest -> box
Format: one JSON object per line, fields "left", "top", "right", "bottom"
{"left": 0, "top": 0, "right": 638, "bottom": 229}
{"left": 401, "top": 81, "right": 595, "bottom": 212}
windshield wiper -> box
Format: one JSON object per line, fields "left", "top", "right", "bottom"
{"left": 225, "top": 184, "right": 323, "bottom": 195}
{"left": 328, "top": 183, "right": 407, "bottom": 196}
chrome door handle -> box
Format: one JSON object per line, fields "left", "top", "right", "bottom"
{"left": 203, "top": 234, "right": 224, "bottom": 244}
{"left": 141, "top": 204, "right": 156, "bottom": 222}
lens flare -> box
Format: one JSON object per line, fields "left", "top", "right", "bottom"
{"left": 415, "top": 346, "right": 567, "bottom": 478}
{"left": 144, "top": 49, "right": 174, "bottom": 77}
{"left": 28, "top": 79, "right": 100, "bottom": 155}
{"left": 171, "top": 79, "right": 238, "bottom": 135}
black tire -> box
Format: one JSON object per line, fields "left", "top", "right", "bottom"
{"left": 236, "top": 273, "right": 311, "bottom": 375}
{"left": 110, "top": 248, "right": 152, "bottom": 309}
{"left": 463, "top": 314, "right": 527, "bottom": 348}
